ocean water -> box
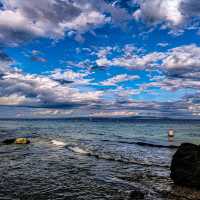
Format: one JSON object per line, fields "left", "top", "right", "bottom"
{"left": 0, "top": 119, "right": 200, "bottom": 200}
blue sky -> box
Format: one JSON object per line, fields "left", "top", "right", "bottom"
{"left": 1, "top": 0, "right": 200, "bottom": 118}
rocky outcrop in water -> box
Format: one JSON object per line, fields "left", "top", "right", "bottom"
{"left": 170, "top": 143, "right": 200, "bottom": 189}
{"left": 15, "top": 138, "right": 30, "bottom": 144}
{"left": 2, "top": 138, "right": 16, "bottom": 145}
{"left": 3, "top": 138, "right": 30, "bottom": 145}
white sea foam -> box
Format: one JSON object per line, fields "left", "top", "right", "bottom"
{"left": 51, "top": 140, "right": 66, "bottom": 147}
{"left": 68, "top": 146, "right": 89, "bottom": 155}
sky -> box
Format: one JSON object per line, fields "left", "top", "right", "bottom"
{"left": 1, "top": 0, "right": 200, "bottom": 119}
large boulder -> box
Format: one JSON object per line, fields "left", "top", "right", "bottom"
{"left": 170, "top": 143, "right": 200, "bottom": 188}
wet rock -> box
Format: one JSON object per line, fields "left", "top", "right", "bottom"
{"left": 2, "top": 138, "right": 30, "bottom": 145}
{"left": 128, "top": 190, "right": 145, "bottom": 199}
{"left": 15, "top": 138, "right": 30, "bottom": 144}
{"left": 2, "top": 138, "right": 16, "bottom": 145}
{"left": 170, "top": 143, "right": 200, "bottom": 189}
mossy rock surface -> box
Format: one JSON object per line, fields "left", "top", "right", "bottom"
{"left": 15, "top": 138, "right": 30, "bottom": 144}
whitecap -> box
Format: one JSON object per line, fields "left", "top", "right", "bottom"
{"left": 51, "top": 140, "right": 66, "bottom": 147}
{"left": 68, "top": 146, "right": 90, "bottom": 155}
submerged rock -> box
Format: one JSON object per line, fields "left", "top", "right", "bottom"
{"left": 170, "top": 143, "right": 200, "bottom": 189}
{"left": 2, "top": 138, "right": 30, "bottom": 145}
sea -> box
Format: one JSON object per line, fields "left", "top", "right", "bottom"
{"left": 0, "top": 118, "right": 200, "bottom": 200}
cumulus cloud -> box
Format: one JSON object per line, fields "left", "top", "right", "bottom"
{"left": 50, "top": 69, "right": 92, "bottom": 85}
{"left": 96, "top": 50, "right": 164, "bottom": 69}
{"left": 96, "top": 46, "right": 113, "bottom": 58}
{"left": 60, "top": 10, "right": 110, "bottom": 32}
{"left": 0, "top": 65, "right": 103, "bottom": 108}
{"left": 133, "top": 0, "right": 200, "bottom": 30}
{"left": 0, "top": 0, "right": 132, "bottom": 46}
{"left": 136, "top": 44, "right": 200, "bottom": 93}
{"left": 133, "top": 0, "right": 183, "bottom": 26}
{"left": 101, "top": 74, "right": 139, "bottom": 86}
{"left": 162, "top": 44, "right": 200, "bottom": 76}
{"left": 96, "top": 43, "right": 200, "bottom": 79}
{"left": 141, "top": 77, "right": 200, "bottom": 92}
{"left": 90, "top": 110, "right": 138, "bottom": 117}
{"left": 0, "top": 94, "right": 28, "bottom": 105}
{"left": 32, "top": 109, "right": 73, "bottom": 116}
{"left": 94, "top": 43, "right": 200, "bottom": 100}
{"left": 0, "top": 0, "right": 112, "bottom": 45}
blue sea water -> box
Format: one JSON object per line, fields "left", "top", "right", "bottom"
{"left": 0, "top": 119, "right": 200, "bottom": 199}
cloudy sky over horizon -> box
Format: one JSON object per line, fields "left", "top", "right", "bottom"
{"left": 1, "top": 0, "right": 200, "bottom": 118}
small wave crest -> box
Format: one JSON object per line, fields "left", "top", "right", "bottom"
{"left": 135, "top": 141, "right": 178, "bottom": 149}
{"left": 102, "top": 138, "right": 178, "bottom": 149}
{"left": 92, "top": 153, "right": 169, "bottom": 168}
{"left": 68, "top": 146, "right": 90, "bottom": 155}
{"left": 117, "top": 140, "right": 178, "bottom": 148}
{"left": 67, "top": 144, "right": 169, "bottom": 168}
{"left": 51, "top": 140, "right": 66, "bottom": 147}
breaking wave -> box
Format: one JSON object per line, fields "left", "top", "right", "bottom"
{"left": 51, "top": 140, "right": 66, "bottom": 147}
{"left": 66, "top": 144, "right": 169, "bottom": 168}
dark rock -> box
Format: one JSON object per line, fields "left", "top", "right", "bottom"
{"left": 2, "top": 138, "right": 30, "bottom": 145}
{"left": 170, "top": 143, "right": 200, "bottom": 189}
{"left": 128, "top": 190, "right": 145, "bottom": 199}
{"left": 2, "top": 138, "right": 16, "bottom": 145}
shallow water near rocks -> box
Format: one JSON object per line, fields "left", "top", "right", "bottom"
{"left": 0, "top": 119, "right": 200, "bottom": 200}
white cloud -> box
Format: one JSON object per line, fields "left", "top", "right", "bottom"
{"left": 50, "top": 69, "right": 92, "bottom": 85}
{"left": 133, "top": 0, "right": 183, "bottom": 26}
{"left": 0, "top": 0, "right": 111, "bottom": 45}
{"left": 0, "top": 0, "right": 132, "bottom": 46}
{"left": 0, "top": 65, "right": 103, "bottom": 107}
{"left": 90, "top": 110, "right": 138, "bottom": 117}
{"left": 96, "top": 57, "right": 112, "bottom": 67}
{"left": 60, "top": 10, "right": 110, "bottom": 32}
{"left": 32, "top": 109, "right": 73, "bottom": 116}
{"left": 157, "top": 42, "right": 169, "bottom": 47}
{"left": 95, "top": 44, "right": 200, "bottom": 78}
{"left": 162, "top": 44, "right": 200, "bottom": 75}
{"left": 0, "top": 94, "right": 28, "bottom": 105}
{"left": 96, "top": 51, "right": 164, "bottom": 69}
{"left": 101, "top": 74, "right": 139, "bottom": 86}
{"left": 96, "top": 47, "right": 113, "bottom": 58}
{"left": 133, "top": 0, "right": 200, "bottom": 33}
